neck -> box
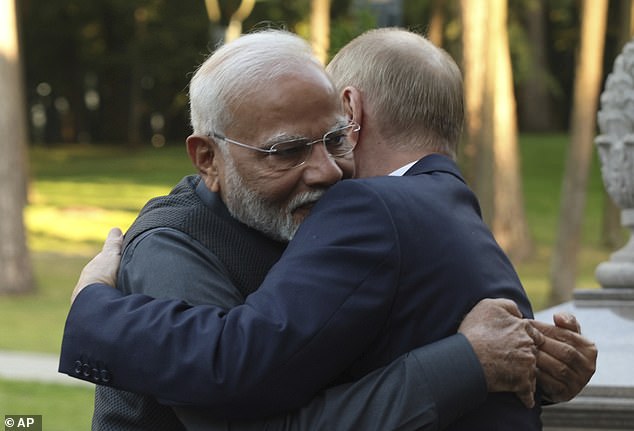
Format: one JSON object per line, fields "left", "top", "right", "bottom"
{"left": 355, "top": 144, "right": 431, "bottom": 178}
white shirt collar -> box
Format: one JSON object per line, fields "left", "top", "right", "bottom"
{"left": 389, "top": 161, "right": 418, "bottom": 177}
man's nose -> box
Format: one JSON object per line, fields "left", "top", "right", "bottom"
{"left": 302, "top": 141, "right": 343, "bottom": 187}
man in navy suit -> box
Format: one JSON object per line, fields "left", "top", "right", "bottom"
{"left": 88, "top": 29, "right": 499, "bottom": 430}
{"left": 60, "top": 28, "right": 596, "bottom": 429}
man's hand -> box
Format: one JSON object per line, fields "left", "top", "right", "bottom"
{"left": 71, "top": 228, "right": 124, "bottom": 303}
{"left": 531, "top": 313, "right": 597, "bottom": 403}
{"left": 458, "top": 298, "right": 542, "bottom": 408}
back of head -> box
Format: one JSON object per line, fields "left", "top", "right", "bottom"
{"left": 327, "top": 28, "right": 463, "bottom": 158}
{"left": 189, "top": 29, "right": 325, "bottom": 136}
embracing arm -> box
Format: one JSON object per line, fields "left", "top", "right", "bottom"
{"left": 63, "top": 225, "right": 495, "bottom": 431}
{"left": 61, "top": 182, "right": 402, "bottom": 418}
{"left": 179, "top": 335, "right": 486, "bottom": 431}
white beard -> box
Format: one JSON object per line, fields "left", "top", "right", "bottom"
{"left": 222, "top": 156, "right": 325, "bottom": 242}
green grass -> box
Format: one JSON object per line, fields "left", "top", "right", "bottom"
{"left": 26, "top": 144, "right": 193, "bottom": 255}
{"left": 515, "top": 134, "right": 614, "bottom": 309}
{"left": 0, "top": 136, "right": 619, "bottom": 424}
{"left": 1, "top": 144, "right": 194, "bottom": 350}
{"left": 0, "top": 378, "right": 94, "bottom": 430}
{"left": 1, "top": 136, "right": 616, "bottom": 349}
{"left": 1, "top": 143, "right": 194, "bottom": 427}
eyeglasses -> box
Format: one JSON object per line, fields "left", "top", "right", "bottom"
{"left": 210, "top": 122, "right": 360, "bottom": 171}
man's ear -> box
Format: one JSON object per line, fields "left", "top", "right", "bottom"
{"left": 342, "top": 86, "right": 363, "bottom": 127}
{"left": 186, "top": 135, "right": 222, "bottom": 192}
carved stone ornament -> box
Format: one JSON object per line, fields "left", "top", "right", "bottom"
{"left": 595, "top": 40, "right": 634, "bottom": 288}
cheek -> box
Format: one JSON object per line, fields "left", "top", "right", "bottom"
{"left": 335, "top": 157, "right": 355, "bottom": 179}
{"left": 244, "top": 169, "right": 301, "bottom": 204}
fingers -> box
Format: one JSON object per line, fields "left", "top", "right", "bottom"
{"left": 530, "top": 318, "right": 597, "bottom": 402}
{"left": 535, "top": 349, "right": 573, "bottom": 402}
{"left": 103, "top": 227, "right": 124, "bottom": 254}
{"left": 71, "top": 228, "right": 123, "bottom": 304}
{"left": 530, "top": 320, "right": 595, "bottom": 353}
{"left": 526, "top": 320, "right": 545, "bottom": 347}
{"left": 489, "top": 298, "right": 523, "bottom": 318}
{"left": 509, "top": 343, "right": 537, "bottom": 408}
{"left": 552, "top": 312, "right": 581, "bottom": 333}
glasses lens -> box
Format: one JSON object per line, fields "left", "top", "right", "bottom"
{"left": 268, "top": 139, "right": 311, "bottom": 170}
{"left": 323, "top": 125, "right": 355, "bottom": 157}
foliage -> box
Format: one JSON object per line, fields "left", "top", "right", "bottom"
{"left": 19, "top": 0, "right": 619, "bottom": 146}
{"left": 21, "top": 0, "right": 210, "bottom": 143}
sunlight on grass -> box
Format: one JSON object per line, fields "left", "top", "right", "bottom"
{"left": 1, "top": 140, "right": 622, "bottom": 349}
{"left": 25, "top": 180, "right": 173, "bottom": 254}
{"left": 30, "top": 180, "right": 171, "bottom": 211}
{"left": 1, "top": 145, "right": 192, "bottom": 353}
{"left": 26, "top": 205, "right": 136, "bottom": 253}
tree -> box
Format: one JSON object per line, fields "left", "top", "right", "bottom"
{"left": 461, "top": 0, "right": 533, "bottom": 261}
{"left": 549, "top": 0, "right": 608, "bottom": 304}
{"left": 226, "top": 0, "right": 256, "bottom": 43}
{"left": 517, "top": 0, "right": 555, "bottom": 131}
{"left": 427, "top": 0, "right": 445, "bottom": 47}
{"left": 460, "top": 0, "right": 488, "bottom": 187}
{"left": 310, "top": 0, "right": 331, "bottom": 64}
{"left": 489, "top": 0, "right": 533, "bottom": 261}
{"left": 204, "top": 0, "right": 256, "bottom": 44}
{"left": 0, "top": 0, "right": 34, "bottom": 294}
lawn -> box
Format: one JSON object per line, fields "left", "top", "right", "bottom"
{"left": 0, "top": 378, "right": 94, "bottom": 431}
{"left": 0, "top": 136, "right": 616, "bottom": 425}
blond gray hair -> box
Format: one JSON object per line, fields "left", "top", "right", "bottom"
{"left": 326, "top": 28, "right": 463, "bottom": 158}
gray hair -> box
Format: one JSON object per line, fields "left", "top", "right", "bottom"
{"left": 189, "top": 29, "right": 324, "bottom": 136}
{"left": 326, "top": 28, "right": 464, "bottom": 158}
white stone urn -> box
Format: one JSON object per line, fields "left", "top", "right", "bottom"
{"left": 595, "top": 40, "right": 634, "bottom": 288}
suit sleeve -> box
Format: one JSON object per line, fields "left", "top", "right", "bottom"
{"left": 58, "top": 181, "right": 464, "bottom": 419}
{"left": 178, "top": 335, "right": 487, "bottom": 431}
{"left": 93, "top": 228, "right": 241, "bottom": 431}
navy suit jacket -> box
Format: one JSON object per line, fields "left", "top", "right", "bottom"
{"left": 60, "top": 154, "right": 539, "bottom": 429}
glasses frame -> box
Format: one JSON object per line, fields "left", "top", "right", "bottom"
{"left": 210, "top": 121, "right": 360, "bottom": 171}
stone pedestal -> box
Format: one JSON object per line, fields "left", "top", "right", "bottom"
{"left": 535, "top": 288, "right": 634, "bottom": 430}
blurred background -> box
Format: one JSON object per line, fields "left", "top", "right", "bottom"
{"left": 0, "top": 0, "right": 630, "bottom": 428}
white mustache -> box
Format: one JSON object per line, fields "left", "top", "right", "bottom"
{"left": 288, "top": 190, "right": 326, "bottom": 213}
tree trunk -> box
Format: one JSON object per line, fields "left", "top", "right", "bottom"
{"left": 488, "top": 0, "right": 533, "bottom": 261}
{"left": 225, "top": 0, "right": 256, "bottom": 43}
{"left": 518, "top": 0, "right": 554, "bottom": 131}
{"left": 310, "top": 0, "right": 331, "bottom": 64}
{"left": 549, "top": 0, "right": 608, "bottom": 304}
{"left": 428, "top": 0, "right": 444, "bottom": 47}
{"left": 0, "top": 0, "right": 34, "bottom": 294}
{"left": 128, "top": 7, "right": 148, "bottom": 148}
{"left": 203, "top": 0, "right": 225, "bottom": 46}
{"left": 460, "top": 0, "right": 489, "bottom": 191}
